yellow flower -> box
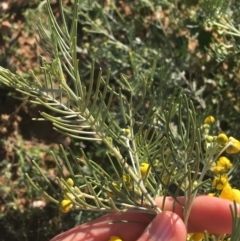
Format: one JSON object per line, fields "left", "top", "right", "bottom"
{"left": 220, "top": 183, "right": 240, "bottom": 203}
{"left": 189, "top": 232, "right": 204, "bottom": 241}
{"left": 109, "top": 236, "right": 122, "bottom": 241}
{"left": 107, "top": 182, "right": 120, "bottom": 198}
{"left": 208, "top": 193, "right": 215, "bottom": 197}
{"left": 122, "top": 128, "right": 131, "bottom": 135}
{"left": 162, "top": 175, "right": 170, "bottom": 184}
{"left": 226, "top": 137, "right": 240, "bottom": 154}
{"left": 60, "top": 199, "right": 73, "bottom": 213}
{"left": 212, "top": 175, "right": 228, "bottom": 190}
{"left": 231, "top": 188, "right": 240, "bottom": 203}
{"left": 212, "top": 165, "right": 224, "bottom": 174}
{"left": 111, "top": 181, "right": 120, "bottom": 190}
{"left": 217, "top": 156, "right": 232, "bottom": 170}
{"left": 122, "top": 174, "right": 131, "bottom": 186}
{"left": 216, "top": 133, "right": 228, "bottom": 145}
{"left": 66, "top": 178, "right": 74, "bottom": 187}
{"left": 140, "top": 162, "right": 151, "bottom": 178}
{"left": 204, "top": 116, "right": 215, "bottom": 124}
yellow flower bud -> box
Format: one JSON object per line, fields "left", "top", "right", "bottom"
{"left": 205, "top": 135, "right": 214, "bottom": 142}
{"left": 111, "top": 181, "right": 120, "bottom": 189}
{"left": 66, "top": 178, "right": 74, "bottom": 187}
{"left": 216, "top": 133, "right": 228, "bottom": 145}
{"left": 193, "top": 181, "right": 198, "bottom": 188}
{"left": 140, "top": 162, "right": 151, "bottom": 178}
{"left": 122, "top": 128, "right": 131, "bottom": 135}
{"left": 208, "top": 193, "right": 215, "bottom": 197}
{"left": 162, "top": 175, "right": 170, "bottom": 184}
{"left": 107, "top": 182, "right": 120, "bottom": 198}
{"left": 109, "top": 236, "right": 122, "bottom": 241}
{"left": 189, "top": 232, "right": 205, "bottom": 241}
{"left": 226, "top": 137, "right": 240, "bottom": 154}
{"left": 122, "top": 174, "right": 131, "bottom": 186}
{"left": 201, "top": 124, "right": 210, "bottom": 136}
{"left": 60, "top": 199, "right": 73, "bottom": 213}
{"left": 204, "top": 116, "right": 215, "bottom": 124}
{"left": 202, "top": 123, "right": 210, "bottom": 130}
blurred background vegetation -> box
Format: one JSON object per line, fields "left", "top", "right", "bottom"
{"left": 0, "top": 0, "right": 240, "bottom": 240}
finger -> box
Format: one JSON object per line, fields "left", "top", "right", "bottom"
{"left": 51, "top": 195, "right": 238, "bottom": 241}
{"left": 156, "top": 196, "right": 239, "bottom": 234}
{"left": 137, "top": 211, "right": 186, "bottom": 241}
{"left": 50, "top": 212, "right": 151, "bottom": 241}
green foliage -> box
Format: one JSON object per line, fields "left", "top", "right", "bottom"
{"left": 1, "top": 0, "right": 240, "bottom": 240}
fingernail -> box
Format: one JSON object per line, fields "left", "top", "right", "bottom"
{"left": 140, "top": 212, "right": 176, "bottom": 241}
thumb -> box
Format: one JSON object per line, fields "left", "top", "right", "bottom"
{"left": 137, "top": 211, "right": 187, "bottom": 241}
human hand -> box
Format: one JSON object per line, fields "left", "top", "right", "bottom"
{"left": 51, "top": 196, "right": 238, "bottom": 241}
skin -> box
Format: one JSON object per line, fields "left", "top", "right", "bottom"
{"left": 51, "top": 196, "right": 238, "bottom": 241}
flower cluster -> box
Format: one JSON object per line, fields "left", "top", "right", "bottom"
{"left": 190, "top": 116, "right": 240, "bottom": 241}
{"left": 202, "top": 116, "right": 240, "bottom": 203}
{"left": 59, "top": 162, "right": 151, "bottom": 214}
{"left": 204, "top": 116, "right": 240, "bottom": 203}
{"left": 202, "top": 116, "right": 240, "bottom": 155}
{"left": 211, "top": 156, "right": 232, "bottom": 174}
{"left": 60, "top": 178, "right": 77, "bottom": 213}
{"left": 60, "top": 116, "right": 240, "bottom": 241}
{"left": 109, "top": 162, "right": 150, "bottom": 198}
{"left": 212, "top": 174, "right": 240, "bottom": 203}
